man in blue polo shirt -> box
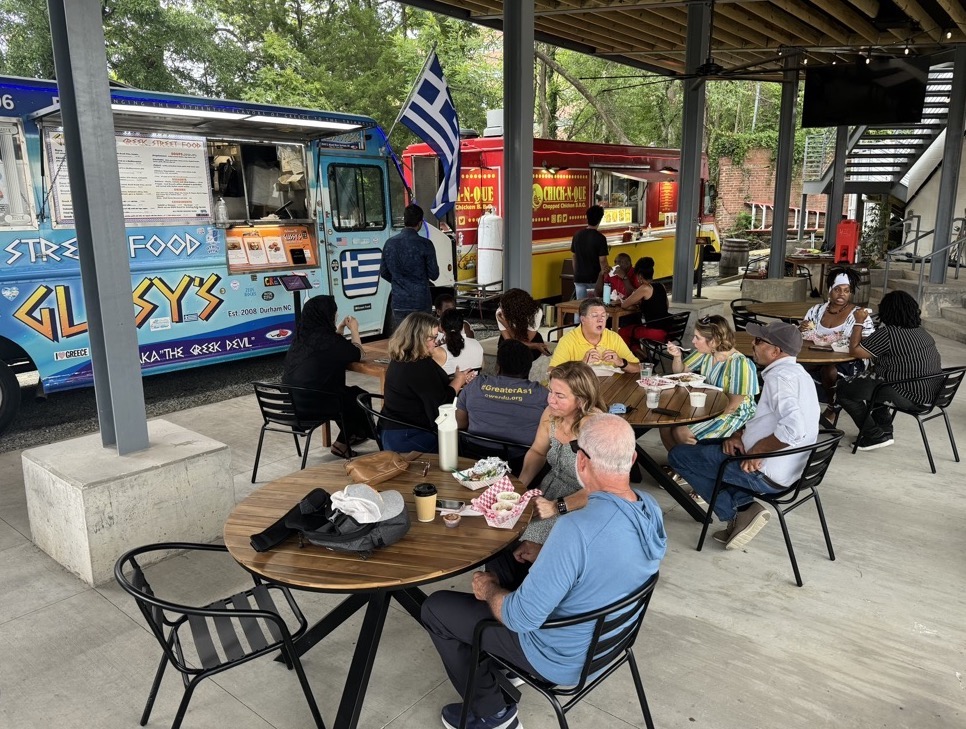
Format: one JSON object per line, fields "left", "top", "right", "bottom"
{"left": 380, "top": 203, "right": 439, "bottom": 330}
{"left": 421, "top": 414, "right": 667, "bottom": 729}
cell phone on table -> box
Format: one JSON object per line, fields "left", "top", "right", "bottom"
{"left": 652, "top": 407, "right": 680, "bottom": 416}
{"left": 436, "top": 499, "right": 465, "bottom": 511}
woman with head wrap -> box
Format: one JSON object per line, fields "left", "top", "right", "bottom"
{"left": 281, "top": 295, "right": 370, "bottom": 458}
{"left": 799, "top": 267, "right": 874, "bottom": 422}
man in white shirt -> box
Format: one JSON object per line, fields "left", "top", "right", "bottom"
{"left": 668, "top": 321, "right": 819, "bottom": 550}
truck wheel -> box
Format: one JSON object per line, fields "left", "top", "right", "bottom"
{"left": 0, "top": 362, "right": 20, "bottom": 434}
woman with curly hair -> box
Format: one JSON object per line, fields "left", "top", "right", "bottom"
{"left": 496, "top": 288, "right": 550, "bottom": 358}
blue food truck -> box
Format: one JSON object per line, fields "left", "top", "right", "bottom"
{"left": 0, "top": 76, "right": 454, "bottom": 431}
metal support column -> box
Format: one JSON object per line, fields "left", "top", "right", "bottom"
{"left": 931, "top": 45, "right": 966, "bottom": 284}
{"left": 797, "top": 193, "right": 808, "bottom": 241}
{"left": 671, "top": 0, "right": 710, "bottom": 303}
{"left": 47, "top": 0, "right": 149, "bottom": 454}
{"left": 769, "top": 55, "right": 800, "bottom": 274}
{"left": 824, "top": 126, "right": 848, "bottom": 252}
{"left": 503, "top": 2, "right": 534, "bottom": 291}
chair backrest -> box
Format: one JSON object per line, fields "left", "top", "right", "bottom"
{"left": 543, "top": 571, "right": 659, "bottom": 693}
{"left": 730, "top": 298, "right": 762, "bottom": 314}
{"left": 252, "top": 382, "right": 338, "bottom": 431}
{"left": 729, "top": 298, "right": 762, "bottom": 332}
{"left": 933, "top": 366, "right": 966, "bottom": 410}
{"left": 457, "top": 430, "right": 530, "bottom": 474}
{"left": 663, "top": 311, "right": 691, "bottom": 342}
{"left": 546, "top": 324, "right": 576, "bottom": 342}
{"left": 356, "top": 391, "right": 435, "bottom": 450}
{"left": 793, "top": 429, "right": 844, "bottom": 496}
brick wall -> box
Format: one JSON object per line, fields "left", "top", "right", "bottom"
{"left": 716, "top": 148, "right": 827, "bottom": 235}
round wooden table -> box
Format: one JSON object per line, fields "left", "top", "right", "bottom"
{"left": 733, "top": 331, "right": 858, "bottom": 366}
{"left": 225, "top": 455, "right": 528, "bottom": 729}
{"left": 598, "top": 373, "right": 728, "bottom": 521}
{"left": 746, "top": 300, "right": 814, "bottom": 322}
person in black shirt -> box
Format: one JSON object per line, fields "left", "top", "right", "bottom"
{"left": 382, "top": 312, "right": 475, "bottom": 453}
{"left": 281, "top": 295, "right": 369, "bottom": 458}
{"left": 617, "top": 257, "right": 670, "bottom": 348}
{"left": 839, "top": 290, "right": 943, "bottom": 451}
{"left": 570, "top": 205, "right": 609, "bottom": 300}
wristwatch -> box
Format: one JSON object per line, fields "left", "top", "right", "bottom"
{"left": 556, "top": 497, "right": 569, "bottom": 515}
{"left": 620, "top": 358, "right": 628, "bottom": 371}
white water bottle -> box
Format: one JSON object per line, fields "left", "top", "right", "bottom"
{"left": 602, "top": 282, "right": 612, "bottom": 304}
{"left": 214, "top": 197, "right": 229, "bottom": 228}
{"left": 436, "top": 401, "right": 459, "bottom": 472}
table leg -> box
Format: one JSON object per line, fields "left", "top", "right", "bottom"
{"left": 635, "top": 443, "right": 707, "bottom": 522}
{"left": 392, "top": 586, "right": 427, "bottom": 621}
{"left": 281, "top": 593, "right": 370, "bottom": 661}
{"left": 334, "top": 591, "right": 392, "bottom": 729}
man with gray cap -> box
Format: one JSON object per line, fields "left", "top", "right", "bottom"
{"left": 669, "top": 320, "right": 819, "bottom": 550}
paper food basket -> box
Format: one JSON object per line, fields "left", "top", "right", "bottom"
{"left": 470, "top": 477, "right": 542, "bottom": 529}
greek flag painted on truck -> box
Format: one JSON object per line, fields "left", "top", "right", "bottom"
{"left": 0, "top": 75, "right": 453, "bottom": 431}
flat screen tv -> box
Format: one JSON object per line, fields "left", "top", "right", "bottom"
{"left": 802, "top": 58, "right": 930, "bottom": 128}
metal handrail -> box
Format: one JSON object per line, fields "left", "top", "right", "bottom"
{"left": 884, "top": 221, "right": 966, "bottom": 303}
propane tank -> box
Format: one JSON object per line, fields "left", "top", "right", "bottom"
{"left": 477, "top": 206, "right": 504, "bottom": 291}
{"left": 436, "top": 401, "right": 459, "bottom": 472}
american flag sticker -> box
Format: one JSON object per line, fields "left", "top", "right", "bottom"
{"left": 335, "top": 236, "right": 348, "bottom": 246}
{"left": 341, "top": 248, "right": 382, "bottom": 298}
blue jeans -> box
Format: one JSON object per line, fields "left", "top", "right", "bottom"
{"left": 381, "top": 427, "right": 438, "bottom": 453}
{"left": 668, "top": 440, "right": 783, "bottom": 521}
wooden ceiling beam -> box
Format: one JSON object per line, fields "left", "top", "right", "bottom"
{"left": 891, "top": 0, "right": 943, "bottom": 42}
{"left": 935, "top": 0, "right": 966, "bottom": 38}
{"left": 843, "top": 0, "right": 881, "bottom": 18}
{"left": 809, "top": 0, "right": 883, "bottom": 43}
{"left": 715, "top": 3, "right": 812, "bottom": 48}
{"left": 767, "top": 0, "right": 854, "bottom": 44}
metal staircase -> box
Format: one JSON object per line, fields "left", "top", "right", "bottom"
{"left": 802, "top": 62, "right": 954, "bottom": 199}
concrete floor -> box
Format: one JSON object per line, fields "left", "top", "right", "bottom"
{"left": 1, "top": 290, "right": 965, "bottom": 729}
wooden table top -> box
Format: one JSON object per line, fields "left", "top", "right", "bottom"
{"left": 733, "top": 331, "right": 857, "bottom": 365}
{"left": 348, "top": 338, "right": 389, "bottom": 390}
{"left": 746, "top": 301, "right": 814, "bottom": 321}
{"left": 597, "top": 373, "right": 728, "bottom": 427}
{"left": 224, "top": 455, "right": 529, "bottom": 593}
{"left": 556, "top": 298, "right": 638, "bottom": 330}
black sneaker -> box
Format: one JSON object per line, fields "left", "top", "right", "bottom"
{"left": 856, "top": 433, "right": 895, "bottom": 451}
{"left": 441, "top": 702, "right": 522, "bottom": 729}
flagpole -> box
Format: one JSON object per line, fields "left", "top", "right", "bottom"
{"left": 386, "top": 46, "right": 436, "bottom": 141}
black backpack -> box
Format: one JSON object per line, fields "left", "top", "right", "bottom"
{"left": 250, "top": 488, "right": 411, "bottom": 559}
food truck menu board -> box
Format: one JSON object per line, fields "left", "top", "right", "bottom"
{"left": 226, "top": 225, "right": 316, "bottom": 272}
{"left": 46, "top": 131, "right": 211, "bottom": 223}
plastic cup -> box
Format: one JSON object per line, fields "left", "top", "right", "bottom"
{"left": 689, "top": 390, "right": 708, "bottom": 408}
{"left": 640, "top": 363, "right": 654, "bottom": 379}
{"left": 645, "top": 388, "right": 661, "bottom": 408}
{"left": 413, "top": 483, "right": 438, "bottom": 522}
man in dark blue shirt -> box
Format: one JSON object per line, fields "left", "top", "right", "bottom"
{"left": 380, "top": 203, "right": 439, "bottom": 330}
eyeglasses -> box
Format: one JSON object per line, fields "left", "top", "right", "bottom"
{"left": 699, "top": 315, "right": 712, "bottom": 325}
{"left": 569, "top": 440, "right": 591, "bottom": 459}
{"left": 753, "top": 337, "right": 774, "bottom": 347}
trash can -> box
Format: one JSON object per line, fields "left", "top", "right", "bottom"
{"left": 720, "top": 238, "right": 750, "bottom": 277}
{"left": 560, "top": 258, "right": 575, "bottom": 301}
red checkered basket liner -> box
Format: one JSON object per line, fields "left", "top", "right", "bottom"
{"left": 470, "top": 476, "right": 542, "bottom": 529}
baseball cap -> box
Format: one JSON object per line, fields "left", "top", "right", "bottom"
{"left": 331, "top": 483, "right": 405, "bottom": 523}
{"left": 745, "top": 320, "right": 803, "bottom": 356}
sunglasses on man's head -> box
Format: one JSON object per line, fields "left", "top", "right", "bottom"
{"left": 569, "top": 440, "right": 591, "bottom": 459}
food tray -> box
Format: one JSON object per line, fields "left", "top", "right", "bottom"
{"left": 452, "top": 457, "right": 510, "bottom": 490}
{"left": 663, "top": 372, "right": 706, "bottom": 387}
{"left": 637, "top": 376, "right": 676, "bottom": 390}
{"left": 470, "top": 478, "right": 542, "bottom": 529}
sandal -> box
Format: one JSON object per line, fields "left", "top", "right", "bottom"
{"left": 821, "top": 405, "right": 840, "bottom": 427}
{"left": 330, "top": 442, "right": 355, "bottom": 459}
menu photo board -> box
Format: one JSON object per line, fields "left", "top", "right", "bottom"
{"left": 45, "top": 130, "right": 212, "bottom": 224}
{"left": 226, "top": 225, "right": 316, "bottom": 272}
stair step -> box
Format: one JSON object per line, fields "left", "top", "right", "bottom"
{"left": 940, "top": 306, "right": 966, "bottom": 326}
{"left": 923, "top": 317, "right": 966, "bottom": 345}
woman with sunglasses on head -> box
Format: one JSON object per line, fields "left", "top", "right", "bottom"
{"left": 664, "top": 314, "right": 759, "bottom": 449}
{"left": 381, "top": 312, "right": 476, "bottom": 453}
{"left": 505, "top": 362, "right": 606, "bottom": 559}
{"left": 799, "top": 267, "right": 874, "bottom": 423}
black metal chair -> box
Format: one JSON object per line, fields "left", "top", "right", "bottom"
{"left": 850, "top": 366, "right": 966, "bottom": 473}
{"left": 730, "top": 297, "right": 763, "bottom": 332}
{"left": 638, "top": 310, "right": 690, "bottom": 372}
{"left": 251, "top": 381, "right": 349, "bottom": 482}
{"left": 356, "top": 391, "right": 435, "bottom": 450}
{"left": 697, "top": 429, "right": 844, "bottom": 586}
{"left": 114, "top": 543, "right": 324, "bottom": 729}
{"left": 457, "top": 430, "right": 531, "bottom": 475}
{"left": 545, "top": 324, "right": 576, "bottom": 343}
{"left": 458, "top": 572, "right": 660, "bottom": 729}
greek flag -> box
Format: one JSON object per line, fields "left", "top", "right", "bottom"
{"left": 341, "top": 249, "right": 381, "bottom": 297}
{"left": 398, "top": 50, "right": 461, "bottom": 218}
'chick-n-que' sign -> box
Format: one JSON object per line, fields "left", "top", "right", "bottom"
{"left": 531, "top": 168, "right": 590, "bottom": 229}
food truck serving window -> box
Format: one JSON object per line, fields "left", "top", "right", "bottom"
{"left": 328, "top": 164, "right": 386, "bottom": 232}
{"left": 0, "top": 121, "right": 37, "bottom": 229}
